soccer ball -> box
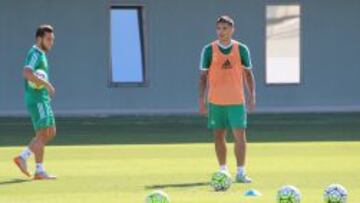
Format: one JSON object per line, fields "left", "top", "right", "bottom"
{"left": 324, "top": 184, "right": 347, "bottom": 203}
{"left": 277, "top": 185, "right": 301, "bottom": 203}
{"left": 28, "top": 69, "right": 48, "bottom": 89}
{"left": 145, "top": 190, "right": 170, "bottom": 203}
{"left": 210, "top": 170, "right": 232, "bottom": 191}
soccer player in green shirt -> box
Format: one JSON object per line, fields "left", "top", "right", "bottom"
{"left": 13, "top": 25, "right": 57, "bottom": 180}
{"left": 199, "top": 16, "right": 256, "bottom": 183}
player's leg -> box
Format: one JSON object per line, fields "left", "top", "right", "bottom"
{"left": 232, "top": 129, "right": 246, "bottom": 167}
{"left": 13, "top": 129, "right": 51, "bottom": 178}
{"left": 208, "top": 103, "right": 229, "bottom": 171}
{"left": 227, "top": 104, "right": 252, "bottom": 183}
{"left": 13, "top": 103, "right": 41, "bottom": 177}
{"left": 31, "top": 126, "right": 57, "bottom": 180}
{"left": 30, "top": 126, "right": 56, "bottom": 164}
{"left": 32, "top": 102, "right": 56, "bottom": 180}
{"left": 14, "top": 101, "right": 56, "bottom": 179}
{"left": 232, "top": 128, "right": 252, "bottom": 182}
{"left": 214, "top": 129, "right": 228, "bottom": 171}
{"left": 34, "top": 126, "right": 56, "bottom": 174}
{"left": 30, "top": 128, "right": 47, "bottom": 166}
{"left": 44, "top": 126, "right": 56, "bottom": 144}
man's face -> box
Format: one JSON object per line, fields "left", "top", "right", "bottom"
{"left": 216, "top": 22, "right": 234, "bottom": 41}
{"left": 38, "top": 32, "right": 55, "bottom": 52}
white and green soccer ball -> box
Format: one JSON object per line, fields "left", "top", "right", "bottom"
{"left": 28, "top": 69, "right": 48, "bottom": 89}
{"left": 145, "top": 190, "right": 170, "bottom": 203}
{"left": 210, "top": 170, "right": 232, "bottom": 191}
{"left": 277, "top": 185, "right": 301, "bottom": 203}
{"left": 324, "top": 184, "right": 347, "bottom": 203}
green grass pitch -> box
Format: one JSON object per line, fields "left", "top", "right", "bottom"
{"left": 0, "top": 114, "right": 360, "bottom": 203}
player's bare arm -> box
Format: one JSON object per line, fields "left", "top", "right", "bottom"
{"left": 23, "top": 68, "right": 55, "bottom": 97}
{"left": 244, "top": 69, "right": 255, "bottom": 112}
{"left": 199, "top": 70, "right": 208, "bottom": 115}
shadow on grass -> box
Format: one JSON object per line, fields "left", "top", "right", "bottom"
{"left": 0, "top": 178, "right": 31, "bottom": 186}
{"left": 145, "top": 182, "right": 209, "bottom": 189}
{"left": 1, "top": 113, "right": 360, "bottom": 146}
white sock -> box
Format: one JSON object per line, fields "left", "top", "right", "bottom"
{"left": 220, "top": 165, "right": 228, "bottom": 172}
{"left": 237, "top": 166, "right": 246, "bottom": 175}
{"left": 36, "top": 163, "right": 45, "bottom": 173}
{"left": 19, "top": 147, "right": 32, "bottom": 160}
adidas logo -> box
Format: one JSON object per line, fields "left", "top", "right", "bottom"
{"left": 222, "top": 59, "right": 232, "bottom": 69}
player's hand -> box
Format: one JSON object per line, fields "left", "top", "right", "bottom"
{"left": 199, "top": 98, "right": 208, "bottom": 116}
{"left": 247, "top": 94, "right": 256, "bottom": 112}
{"left": 46, "top": 83, "right": 56, "bottom": 98}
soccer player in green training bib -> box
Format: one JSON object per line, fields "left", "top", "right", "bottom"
{"left": 199, "top": 16, "right": 256, "bottom": 183}
{"left": 13, "top": 25, "right": 57, "bottom": 180}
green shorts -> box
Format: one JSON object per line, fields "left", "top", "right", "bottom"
{"left": 208, "top": 103, "right": 247, "bottom": 129}
{"left": 26, "top": 101, "right": 55, "bottom": 131}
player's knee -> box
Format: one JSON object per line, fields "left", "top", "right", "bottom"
{"left": 41, "top": 127, "right": 56, "bottom": 141}
{"left": 35, "top": 135, "right": 46, "bottom": 146}
{"left": 36, "top": 129, "right": 47, "bottom": 139}
{"left": 48, "top": 133, "right": 56, "bottom": 139}
{"left": 233, "top": 131, "right": 246, "bottom": 143}
{"left": 214, "top": 134, "right": 226, "bottom": 142}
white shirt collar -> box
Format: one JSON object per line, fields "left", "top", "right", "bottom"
{"left": 33, "top": 45, "right": 46, "bottom": 54}
{"left": 216, "top": 40, "right": 234, "bottom": 49}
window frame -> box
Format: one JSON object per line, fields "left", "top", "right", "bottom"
{"left": 108, "top": 5, "right": 148, "bottom": 87}
{"left": 264, "top": 2, "right": 303, "bottom": 86}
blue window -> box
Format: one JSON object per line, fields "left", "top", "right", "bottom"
{"left": 110, "top": 6, "right": 146, "bottom": 85}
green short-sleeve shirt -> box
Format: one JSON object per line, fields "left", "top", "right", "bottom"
{"left": 24, "top": 46, "right": 50, "bottom": 104}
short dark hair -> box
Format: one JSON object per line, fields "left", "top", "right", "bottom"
{"left": 35, "top": 25, "right": 54, "bottom": 38}
{"left": 216, "top": 15, "right": 235, "bottom": 27}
